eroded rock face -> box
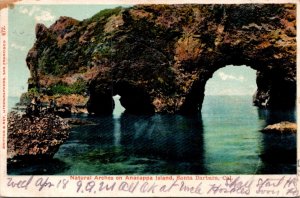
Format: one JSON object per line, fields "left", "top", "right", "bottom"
{"left": 7, "top": 112, "right": 70, "bottom": 162}
{"left": 26, "top": 4, "right": 296, "bottom": 114}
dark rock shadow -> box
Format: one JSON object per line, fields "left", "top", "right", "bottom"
{"left": 7, "top": 158, "right": 70, "bottom": 175}
{"left": 257, "top": 108, "right": 296, "bottom": 126}
{"left": 120, "top": 112, "right": 205, "bottom": 174}
{"left": 256, "top": 108, "right": 297, "bottom": 174}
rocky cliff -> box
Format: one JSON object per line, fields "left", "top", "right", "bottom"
{"left": 25, "top": 4, "right": 296, "bottom": 114}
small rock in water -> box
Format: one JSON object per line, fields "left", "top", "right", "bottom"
{"left": 261, "top": 121, "right": 297, "bottom": 134}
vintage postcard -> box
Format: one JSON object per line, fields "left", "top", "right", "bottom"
{"left": 0, "top": 0, "right": 299, "bottom": 197}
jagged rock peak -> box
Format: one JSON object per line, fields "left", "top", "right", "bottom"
{"left": 49, "top": 16, "right": 79, "bottom": 32}
{"left": 35, "top": 23, "right": 48, "bottom": 39}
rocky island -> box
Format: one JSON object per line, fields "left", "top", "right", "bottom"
{"left": 23, "top": 4, "right": 296, "bottom": 114}
{"left": 7, "top": 4, "right": 297, "bottom": 173}
{"left": 262, "top": 121, "right": 297, "bottom": 134}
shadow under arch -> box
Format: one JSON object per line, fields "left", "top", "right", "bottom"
{"left": 119, "top": 112, "right": 206, "bottom": 174}
{"left": 113, "top": 81, "right": 155, "bottom": 114}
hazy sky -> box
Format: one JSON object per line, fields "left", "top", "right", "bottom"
{"left": 8, "top": 4, "right": 257, "bottom": 97}
{"left": 205, "top": 65, "right": 256, "bottom": 95}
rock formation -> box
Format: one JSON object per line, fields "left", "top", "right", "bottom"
{"left": 262, "top": 121, "right": 297, "bottom": 134}
{"left": 7, "top": 111, "right": 70, "bottom": 162}
{"left": 25, "top": 4, "right": 296, "bottom": 114}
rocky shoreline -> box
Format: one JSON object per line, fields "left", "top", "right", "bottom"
{"left": 7, "top": 111, "right": 70, "bottom": 163}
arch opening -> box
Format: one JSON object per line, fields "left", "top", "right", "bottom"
{"left": 204, "top": 65, "right": 257, "bottom": 97}
{"left": 87, "top": 81, "right": 155, "bottom": 115}
{"left": 179, "top": 65, "right": 258, "bottom": 114}
{"left": 112, "top": 95, "right": 125, "bottom": 118}
{"left": 179, "top": 61, "right": 296, "bottom": 115}
{"left": 113, "top": 81, "right": 155, "bottom": 115}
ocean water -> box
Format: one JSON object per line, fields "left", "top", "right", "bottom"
{"left": 8, "top": 95, "right": 297, "bottom": 175}
{"left": 8, "top": 96, "right": 20, "bottom": 112}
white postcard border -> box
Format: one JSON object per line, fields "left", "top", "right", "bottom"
{"left": 0, "top": 0, "right": 299, "bottom": 197}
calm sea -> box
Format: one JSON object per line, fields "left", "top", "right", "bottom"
{"left": 8, "top": 96, "right": 20, "bottom": 112}
{"left": 8, "top": 95, "right": 297, "bottom": 175}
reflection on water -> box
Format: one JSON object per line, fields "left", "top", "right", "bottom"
{"left": 7, "top": 96, "right": 296, "bottom": 175}
{"left": 258, "top": 132, "right": 296, "bottom": 174}
{"left": 60, "top": 113, "right": 205, "bottom": 175}
{"left": 8, "top": 113, "right": 205, "bottom": 175}
{"left": 119, "top": 113, "right": 205, "bottom": 173}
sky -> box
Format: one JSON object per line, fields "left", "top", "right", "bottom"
{"left": 205, "top": 65, "right": 257, "bottom": 95}
{"left": 8, "top": 4, "right": 257, "bottom": 98}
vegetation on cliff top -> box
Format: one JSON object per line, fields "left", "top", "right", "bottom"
{"left": 34, "top": 6, "right": 124, "bottom": 77}
{"left": 85, "top": 6, "right": 123, "bottom": 24}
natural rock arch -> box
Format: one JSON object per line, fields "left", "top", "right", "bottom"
{"left": 179, "top": 61, "right": 296, "bottom": 114}
{"left": 86, "top": 4, "right": 296, "bottom": 115}
{"left": 26, "top": 4, "right": 296, "bottom": 115}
